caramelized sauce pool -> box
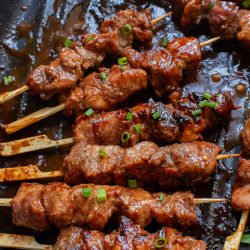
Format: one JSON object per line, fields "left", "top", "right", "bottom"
{"left": 0, "top": 0, "right": 249, "bottom": 249}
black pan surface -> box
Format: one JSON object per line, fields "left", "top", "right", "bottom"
{"left": 0, "top": 0, "right": 250, "bottom": 249}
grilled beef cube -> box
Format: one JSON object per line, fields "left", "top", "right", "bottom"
{"left": 100, "top": 9, "right": 153, "bottom": 45}
{"left": 122, "top": 37, "right": 201, "bottom": 96}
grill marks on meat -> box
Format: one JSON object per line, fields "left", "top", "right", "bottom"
{"left": 100, "top": 9, "right": 153, "bottom": 46}
{"left": 123, "top": 37, "right": 201, "bottom": 96}
{"left": 173, "top": 0, "right": 250, "bottom": 46}
{"left": 73, "top": 92, "right": 235, "bottom": 145}
{"left": 54, "top": 216, "right": 206, "bottom": 250}
{"left": 11, "top": 182, "right": 197, "bottom": 231}
{"left": 232, "top": 118, "right": 250, "bottom": 210}
{"left": 63, "top": 141, "right": 221, "bottom": 189}
{"left": 65, "top": 65, "right": 148, "bottom": 115}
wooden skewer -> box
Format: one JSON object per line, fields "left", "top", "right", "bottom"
{"left": 0, "top": 13, "right": 171, "bottom": 107}
{"left": 151, "top": 12, "right": 172, "bottom": 25}
{"left": 0, "top": 197, "right": 228, "bottom": 207}
{"left": 0, "top": 135, "right": 74, "bottom": 156}
{"left": 4, "top": 103, "right": 65, "bottom": 134}
{"left": 0, "top": 233, "right": 52, "bottom": 250}
{"left": 0, "top": 165, "right": 62, "bottom": 182}
{"left": 0, "top": 134, "right": 241, "bottom": 158}
{"left": 0, "top": 150, "right": 240, "bottom": 182}
{"left": 2, "top": 37, "right": 221, "bottom": 135}
{"left": 223, "top": 210, "right": 249, "bottom": 250}
{"left": 0, "top": 85, "right": 30, "bottom": 105}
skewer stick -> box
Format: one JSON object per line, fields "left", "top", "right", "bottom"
{"left": 0, "top": 165, "right": 62, "bottom": 182}
{"left": 4, "top": 103, "right": 65, "bottom": 134}
{"left": 0, "top": 135, "right": 73, "bottom": 156}
{"left": 200, "top": 36, "right": 221, "bottom": 47}
{"left": 223, "top": 210, "right": 249, "bottom": 250}
{"left": 0, "top": 13, "right": 171, "bottom": 107}
{"left": 0, "top": 233, "right": 52, "bottom": 250}
{"left": 0, "top": 197, "right": 228, "bottom": 207}
{"left": 0, "top": 85, "right": 30, "bottom": 105}
{"left": 151, "top": 12, "right": 172, "bottom": 25}
{"left": 216, "top": 153, "right": 241, "bottom": 160}
{"left": 2, "top": 37, "right": 220, "bottom": 135}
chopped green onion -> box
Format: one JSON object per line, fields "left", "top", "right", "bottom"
{"left": 203, "top": 92, "right": 212, "bottom": 100}
{"left": 199, "top": 100, "right": 208, "bottom": 108}
{"left": 243, "top": 0, "right": 250, "bottom": 9}
{"left": 162, "top": 38, "right": 168, "bottom": 47}
{"left": 100, "top": 72, "right": 107, "bottom": 81}
{"left": 121, "top": 132, "right": 130, "bottom": 143}
{"left": 120, "top": 65, "right": 126, "bottom": 71}
{"left": 121, "top": 24, "right": 132, "bottom": 35}
{"left": 82, "top": 188, "right": 92, "bottom": 198}
{"left": 118, "top": 57, "right": 128, "bottom": 66}
{"left": 98, "top": 149, "right": 107, "bottom": 157}
{"left": 96, "top": 189, "right": 107, "bottom": 203}
{"left": 85, "top": 108, "right": 95, "bottom": 117}
{"left": 128, "top": 179, "right": 137, "bottom": 189}
{"left": 241, "top": 234, "right": 250, "bottom": 244}
{"left": 86, "top": 36, "right": 94, "bottom": 43}
{"left": 155, "top": 237, "right": 167, "bottom": 248}
{"left": 126, "top": 112, "right": 133, "bottom": 120}
{"left": 207, "top": 101, "right": 216, "bottom": 108}
{"left": 3, "top": 75, "right": 14, "bottom": 85}
{"left": 152, "top": 111, "right": 161, "bottom": 120}
{"left": 159, "top": 192, "right": 164, "bottom": 202}
{"left": 134, "top": 124, "right": 142, "bottom": 134}
{"left": 64, "top": 38, "right": 73, "bottom": 48}
{"left": 192, "top": 109, "right": 202, "bottom": 116}
{"left": 208, "top": 2, "right": 214, "bottom": 10}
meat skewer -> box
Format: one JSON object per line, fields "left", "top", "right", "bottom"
{"left": 172, "top": 0, "right": 250, "bottom": 48}
{"left": 0, "top": 216, "right": 207, "bottom": 250}
{"left": 2, "top": 37, "right": 219, "bottom": 135}
{"left": 0, "top": 91, "right": 238, "bottom": 156}
{"left": 0, "top": 141, "right": 240, "bottom": 187}
{"left": 0, "top": 11, "right": 170, "bottom": 105}
{"left": 0, "top": 182, "right": 226, "bottom": 231}
{"left": 224, "top": 118, "right": 250, "bottom": 249}
{"left": 0, "top": 141, "right": 240, "bottom": 188}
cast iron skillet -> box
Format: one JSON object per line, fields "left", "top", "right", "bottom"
{"left": 0, "top": 0, "right": 249, "bottom": 249}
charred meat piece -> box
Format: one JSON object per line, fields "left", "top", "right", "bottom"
{"left": 54, "top": 216, "right": 206, "bottom": 250}
{"left": 123, "top": 37, "right": 201, "bottom": 96}
{"left": 173, "top": 0, "right": 250, "bottom": 47}
{"left": 73, "top": 92, "right": 236, "bottom": 145}
{"left": 11, "top": 182, "right": 197, "bottom": 231}
{"left": 63, "top": 141, "right": 221, "bottom": 189}
{"left": 65, "top": 65, "right": 148, "bottom": 115}
{"left": 100, "top": 9, "right": 153, "bottom": 45}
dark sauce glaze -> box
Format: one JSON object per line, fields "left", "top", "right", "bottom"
{"left": 0, "top": 0, "right": 249, "bottom": 249}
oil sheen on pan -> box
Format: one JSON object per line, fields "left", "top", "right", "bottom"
{"left": 0, "top": 0, "right": 249, "bottom": 249}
